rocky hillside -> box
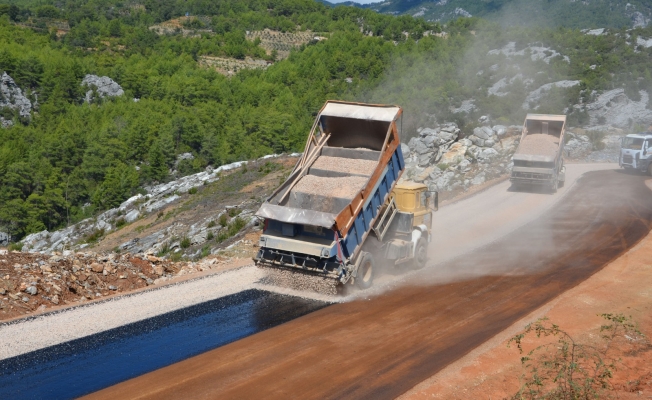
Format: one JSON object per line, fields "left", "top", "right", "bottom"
{"left": 400, "top": 116, "right": 621, "bottom": 198}
{"left": 344, "top": 0, "right": 652, "bottom": 28}
{"left": 18, "top": 155, "right": 298, "bottom": 259}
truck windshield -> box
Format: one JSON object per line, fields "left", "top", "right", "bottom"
{"left": 623, "top": 137, "right": 644, "bottom": 150}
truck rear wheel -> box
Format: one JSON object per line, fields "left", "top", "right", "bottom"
{"left": 356, "top": 252, "right": 374, "bottom": 290}
{"left": 413, "top": 239, "right": 428, "bottom": 270}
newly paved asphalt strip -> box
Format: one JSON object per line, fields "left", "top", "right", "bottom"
{"left": 0, "top": 289, "right": 330, "bottom": 399}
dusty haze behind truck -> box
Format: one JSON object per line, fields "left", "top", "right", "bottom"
{"left": 510, "top": 114, "right": 566, "bottom": 192}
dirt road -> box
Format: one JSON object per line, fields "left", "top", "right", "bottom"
{"left": 88, "top": 168, "right": 652, "bottom": 399}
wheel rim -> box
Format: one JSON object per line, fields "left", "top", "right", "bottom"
{"left": 416, "top": 244, "right": 427, "bottom": 266}
{"left": 361, "top": 260, "right": 372, "bottom": 282}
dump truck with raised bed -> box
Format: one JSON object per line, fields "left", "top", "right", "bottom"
{"left": 510, "top": 114, "right": 566, "bottom": 192}
{"left": 254, "top": 101, "right": 437, "bottom": 292}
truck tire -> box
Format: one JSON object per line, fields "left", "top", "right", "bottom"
{"left": 648, "top": 163, "right": 652, "bottom": 177}
{"left": 356, "top": 252, "right": 374, "bottom": 290}
{"left": 413, "top": 239, "right": 428, "bottom": 270}
{"left": 558, "top": 179, "right": 565, "bottom": 188}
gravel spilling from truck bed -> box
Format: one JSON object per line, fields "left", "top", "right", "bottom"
{"left": 293, "top": 175, "right": 368, "bottom": 199}
{"left": 516, "top": 134, "right": 560, "bottom": 157}
{"left": 311, "top": 156, "right": 378, "bottom": 176}
{"left": 258, "top": 266, "right": 341, "bottom": 296}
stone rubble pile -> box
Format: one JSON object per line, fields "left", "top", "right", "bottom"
{"left": 0, "top": 250, "right": 237, "bottom": 319}
{"left": 401, "top": 120, "right": 521, "bottom": 194}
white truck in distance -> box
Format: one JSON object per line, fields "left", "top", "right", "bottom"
{"left": 619, "top": 132, "right": 652, "bottom": 175}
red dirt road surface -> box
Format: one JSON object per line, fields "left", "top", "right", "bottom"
{"left": 87, "top": 170, "right": 652, "bottom": 400}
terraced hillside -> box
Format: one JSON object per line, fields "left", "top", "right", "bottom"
{"left": 246, "top": 29, "right": 324, "bottom": 59}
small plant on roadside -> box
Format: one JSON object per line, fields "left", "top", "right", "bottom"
{"left": 586, "top": 130, "right": 607, "bottom": 151}
{"left": 188, "top": 187, "right": 198, "bottom": 195}
{"left": 157, "top": 242, "right": 171, "bottom": 257}
{"left": 509, "top": 313, "right": 648, "bottom": 400}
{"left": 8, "top": 242, "right": 23, "bottom": 251}
{"left": 115, "top": 217, "right": 126, "bottom": 228}
{"left": 157, "top": 211, "right": 164, "bottom": 220}
{"left": 207, "top": 220, "right": 216, "bottom": 228}
{"left": 180, "top": 236, "right": 191, "bottom": 249}
{"left": 200, "top": 245, "right": 211, "bottom": 258}
{"left": 85, "top": 228, "right": 105, "bottom": 244}
{"left": 170, "top": 251, "right": 183, "bottom": 262}
{"left": 437, "top": 163, "right": 449, "bottom": 171}
{"left": 216, "top": 231, "right": 229, "bottom": 243}
{"left": 228, "top": 207, "right": 240, "bottom": 217}
{"left": 228, "top": 216, "right": 247, "bottom": 235}
{"left": 207, "top": 231, "right": 215, "bottom": 241}
{"left": 219, "top": 213, "right": 228, "bottom": 227}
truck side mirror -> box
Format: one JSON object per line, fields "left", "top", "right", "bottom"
{"left": 429, "top": 191, "right": 438, "bottom": 211}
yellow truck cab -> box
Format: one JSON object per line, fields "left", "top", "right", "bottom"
{"left": 391, "top": 182, "right": 435, "bottom": 235}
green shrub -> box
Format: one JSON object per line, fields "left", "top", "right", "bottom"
{"left": 85, "top": 228, "right": 105, "bottom": 244}
{"left": 207, "top": 220, "right": 216, "bottom": 228}
{"left": 115, "top": 218, "right": 126, "bottom": 228}
{"left": 207, "top": 231, "right": 214, "bottom": 241}
{"left": 219, "top": 214, "right": 228, "bottom": 227}
{"left": 8, "top": 242, "right": 23, "bottom": 251}
{"left": 216, "top": 231, "right": 229, "bottom": 243}
{"left": 228, "top": 207, "right": 241, "bottom": 217}
{"left": 587, "top": 130, "right": 606, "bottom": 151}
{"left": 180, "top": 237, "right": 191, "bottom": 249}
{"left": 227, "top": 217, "right": 247, "bottom": 237}
{"left": 157, "top": 242, "right": 171, "bottom": 257}
{"left": 188, "top": 187, "right": 198, "bottom": 195}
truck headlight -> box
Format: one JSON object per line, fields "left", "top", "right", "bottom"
{"left": 321, "top": 248, "right": 330, "bottom": 258}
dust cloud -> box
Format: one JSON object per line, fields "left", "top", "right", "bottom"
{"left": 358, "top": 5, "right": 583, "bottom": 141}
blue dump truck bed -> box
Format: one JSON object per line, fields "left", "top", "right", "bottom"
{"left": 254, "top": 101, "right": 405, "bottom": 284}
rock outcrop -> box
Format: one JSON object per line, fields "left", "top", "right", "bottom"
{"left": 582, "top": 89, "right": 652, "bottom": 129}
{"left": 401, "top": 121, "right": 521, "bottom": 194}
{"left": 81, "top": 75, "right": 124, "bottom": 103}
{"left": 0, "top": 72, "right": 32, "bottom": 128}
{"left": 0, "top": 231, "right": 10, "bottom": 246}
{"left": 19, "top": 154, "right": 299, "bottom": 256}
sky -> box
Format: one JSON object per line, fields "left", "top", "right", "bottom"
{"left": 327, "top": 0, "right": 384, "bottom": 4}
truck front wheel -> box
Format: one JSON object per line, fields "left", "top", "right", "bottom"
{"left": 413, "top": 239, "right": 428, "bottom": 270}
{"left": 356, "top": 252, "right": 374, "bottom": 289}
